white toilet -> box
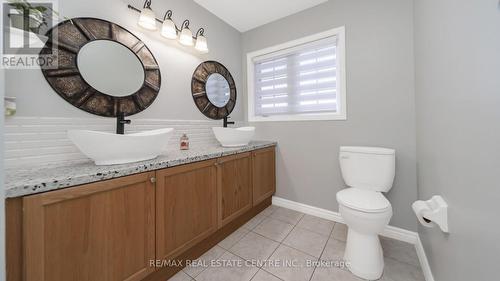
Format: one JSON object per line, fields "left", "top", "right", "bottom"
{"left": 336, "top": 146, "right": 396, "bottom": 280}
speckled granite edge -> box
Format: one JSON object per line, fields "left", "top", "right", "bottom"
{"left": 5, "top": 141, "right": 277, "bottom": 198}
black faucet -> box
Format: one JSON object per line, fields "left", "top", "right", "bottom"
{"left": 223, "top": 116, "right": 235, "bottom": 128}
{"left": 116, "top": 113, "right": 131, "bottom": 134}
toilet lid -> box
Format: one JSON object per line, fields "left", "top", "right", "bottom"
{"left": 336, "top": 188, "right": 391, "bottom": 213}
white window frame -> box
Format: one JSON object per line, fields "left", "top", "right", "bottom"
{"left": 247, "top": 26, "right": 346, "bottom": 122}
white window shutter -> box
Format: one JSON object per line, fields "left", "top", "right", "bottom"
{"left": 253, "top": 36, "right": 338, "bottom": 117}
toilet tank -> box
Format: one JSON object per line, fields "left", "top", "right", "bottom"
{"left": 339, "top": 146, "right": 396, "bottom": 192}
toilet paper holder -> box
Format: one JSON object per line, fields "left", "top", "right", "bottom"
{"left": 412, "top": 195, "right": 449, "bottom": 233}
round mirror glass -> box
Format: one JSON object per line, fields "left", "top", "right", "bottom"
{"left": 206, "top": 73, "right": 230, "bottom": 107}
{"left": 77, "top": 40, "right": 145, "bottom": 97}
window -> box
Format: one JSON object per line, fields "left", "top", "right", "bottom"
{"left": 247, "top": 27, "right": 346, "bottom": 122}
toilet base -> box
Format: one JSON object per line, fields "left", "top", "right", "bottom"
{"left": 344, "top": 228, "right": 384, "bottom": 280}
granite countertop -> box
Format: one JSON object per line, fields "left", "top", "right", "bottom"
{"left": 5, "top": 141, "right": 277, "bottom": 198}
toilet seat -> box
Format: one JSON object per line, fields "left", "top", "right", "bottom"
{"left": 337, "top": 188, "right": 391, "bottom": 213}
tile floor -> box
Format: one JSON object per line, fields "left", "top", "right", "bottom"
{"left": 168, "top": 205, "right": 425, "bottom": 281}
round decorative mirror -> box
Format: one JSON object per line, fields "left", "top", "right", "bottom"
{"left": 206, "top": 73, "right": 230, "bottom": 107}
{"left": 191, "top": 61, "right": 236, "bottom": 120}
{"left": 40, "top": 18, "right": 161, "bottom": 117}
{"left": 76, "top": 40, "right": 145, "bottom": 97}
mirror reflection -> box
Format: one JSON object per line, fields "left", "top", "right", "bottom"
{"left": 206, "top": 73, "right": 230, "bottom": 107}
{"left": 77, "top": 40, "right": 145, "bottom": 97}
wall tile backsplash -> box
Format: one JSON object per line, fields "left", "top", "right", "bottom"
{"left": 4, "top": 117, "right": 221, "bottom": 168}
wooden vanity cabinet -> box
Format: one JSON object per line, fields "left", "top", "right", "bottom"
{"left": 155, "top": 159, "right": 218, "bottom": 261}
{"left": 252, "top": 147, "right": 276, "bottom": 206}
{"left": 22, "top": 172, "right": 156, "bottom": 281}
{"left": 10, "top": 147, "right": 276, "bottom": 281}
{"left": 217, "top": 152, "right": 253, "bottom": 227}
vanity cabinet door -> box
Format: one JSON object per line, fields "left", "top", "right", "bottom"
{"left": 23, "top": 172, "right": 156, "bottom": 281}
{"left": 252, "top": 147, "right": 276, "bottom": 206}
{"left": 217, "top": 152, "right": 253, "bottom": 227}
{"left": 156, "top": 160, "right": 218, "bottom": 261}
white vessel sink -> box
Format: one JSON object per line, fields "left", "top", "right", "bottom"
{"left": 212, "top": 126, "right": 255, "bottom": 147}
{"left": 68, "top": 128, "right": 174, "bottom": 165}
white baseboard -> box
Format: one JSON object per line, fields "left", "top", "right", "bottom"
{"left": 271, "top": 196, "right": 435, "bottom": 281}
{"left": 272, "top": 196, "right": 345, "bottom": 223}
{"left": 415, "top": 236, "right": 435, "bottom": 281}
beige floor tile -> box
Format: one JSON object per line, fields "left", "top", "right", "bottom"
{"left": 380, "top": 236, "right": 420, "bottom": 267}
{"left": 320, "top": 238, "right": 346, "bottom": 262}
{"left": 260, "top": 205, "right": 280, "bottom": 217}
{"left": 253, "top": 218, "right": 294, "bottom": 242}
{"left": 379, "top": 258, "right": 425, "bottom": 281}
{"left": 242, "top": 213, "right": 268, "bottom": 230}
{"left": 331, "top": 222, "right": 348, "bottom": 242}
{"left": 218, "top": 227, "right": 250, "bottom": 250}
{"left": 311, "top": 265, "right": 362, "bottom": 281}
{"left": 263, "top": 245, "right": 317, "bottom": 281}
{"left": 183, "top": 245, "right": 226, "bottom": 278}
{"left": 168, "top": 270, "right": 194, "bottom": 281}
{"left": 269, "top": 207, "right": 304, "bottom": 225}
{"left": 195, "top": 252, "right": 259, "bottom": 281}
{"left": 296, "top": 215, "right": 335, "bottom": 236}
{"left": 282, "top": 227, "right": 329, "bottom": 258}
{"left": 230, "top": 231, "right": 280, "bottom": 262}
{"left": 251, "top": 270, "right": 282, "bottom": 281}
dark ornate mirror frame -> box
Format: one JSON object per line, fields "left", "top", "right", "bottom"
{"left": 39, "top": 17, "right": 161, "bottom": 117}
{"left": 191, "top": 61, "right": 236, "bottom": 120}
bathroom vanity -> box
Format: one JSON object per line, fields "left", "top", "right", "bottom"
{"left": 4, "top": 12, "right": 273, "bottom": 281}
{"left": 5, "top": 142, "right": 276, "bottom": 281}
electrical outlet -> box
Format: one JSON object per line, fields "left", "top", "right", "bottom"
{"left": 4, "top": 97, "right": 16, "bottom": 116}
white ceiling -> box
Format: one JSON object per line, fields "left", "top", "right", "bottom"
{"left": 194, "top": 0, "right": 328, "bottom": 32}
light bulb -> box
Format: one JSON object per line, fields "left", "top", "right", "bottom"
{"left": 195, "top": 35, "right": 208, "bottom": 53}
{"left": 138, "top": 7, "right": 157, "bottom": 30}
{"left": 161, "top": 18, "right": 177, "bottom": 39}
{"left": 179, "top": 28, "right": 194, "bottom": 46}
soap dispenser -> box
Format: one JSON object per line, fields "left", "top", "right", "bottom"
{"left": 180, "top": 134, "right": 189, "bottom": 150}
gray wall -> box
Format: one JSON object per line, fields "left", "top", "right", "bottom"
{"left": 0, "top": 67, "right": 6, "bottom": 281}
{"left": 242, "top": 0, "right": 417, "bottom": 230}
{"left": 414, "top": 0, "right": 500, "bottom": 280}
{"left": 5, "top": 0, "right": 244, "bottom": 121}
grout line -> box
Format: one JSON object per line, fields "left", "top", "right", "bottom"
{"left": 192, "top": 206, "right": 283, "bottom": 281}
{"left": 182, "top": 246, "right": 227, "bottom": 279}
{"left": 308, "top": 221, "right": 338, "bottom": 281}
{"left": 330, "top": 223, "right": 347, "bottom": 242}
{"left": 250, "top": 213, "right": 330, "bottom": 260}
{"left": 260, "top": 268, "right": 286, "bottom": 281}
{"left": 243, "top": 214, "right": 268, "bottom": 231}
{"left": 219, "top": 238, "right": 282, "bottom": 281}
{"left": 251, "top": 206, "right": 294, "bottom": 279}
{"left": 249, "top": 228, "right": 284, "bottom": 244}
{"left": 384, "top": 255, "right": 422, "bottom": 270}
{"left": 293, "top": 224, "right": 332, "bottom": 239}
{"left": 192, "top": 205, "right": 424, "bottom": 281}
{"left": 217, "top": 227, "right": 250, "bottom": 251}
{"left": 248, "top": 269, "right": 260, "bottom": 281}
{"left": 268, "top": 209, "right": 305, "bottom": 226}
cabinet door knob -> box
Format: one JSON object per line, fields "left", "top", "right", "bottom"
{"left": 150, "top": 177, "right": 156, "bottom": 183}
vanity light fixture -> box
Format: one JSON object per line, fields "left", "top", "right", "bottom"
{"left": 128, "top": 0, "right": 209, "bottom": 53}
{"left": 160, "top": 10, "right": 177, "bottom": 39}
{"left": 179, "top": 20, "right": 194, "bottom": 46}
{"left": 195, "top": 28, "right": 209, "bottom": 53}
{"left": 138, "top": 0, "right": 157, "bottom": 31}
